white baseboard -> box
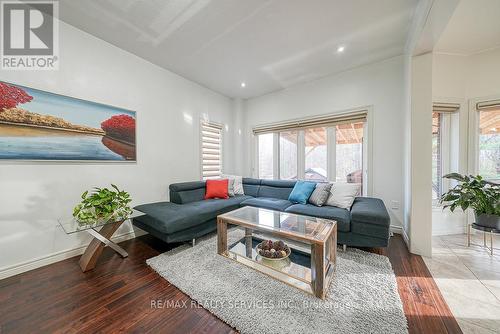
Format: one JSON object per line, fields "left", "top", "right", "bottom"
{"left": 0, "top": 229, "right": 146, "bottom": 280}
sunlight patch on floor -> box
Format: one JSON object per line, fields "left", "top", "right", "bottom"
{"left": 424, "top": 233, "right": 500, "bottom": 334}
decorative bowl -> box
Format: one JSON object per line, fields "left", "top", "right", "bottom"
{"left": 256, "top": 239, "right": 291, "bottom": 261}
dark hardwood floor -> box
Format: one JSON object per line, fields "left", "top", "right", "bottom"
{"left": 0, "top": 234, "right": 461, "bottom": 334}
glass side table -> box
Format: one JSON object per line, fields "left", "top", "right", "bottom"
{"left": 467, "top": 223, "right": 500, "bottom": 256}
{"left": 59, "top": 212, "right": 139, "bottom": 272}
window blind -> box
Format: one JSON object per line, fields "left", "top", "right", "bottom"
{"left": 252, "top": 110, "right": 368, "bottom": 134}
{"left": 201, "top": 121, "right": 222, "bottom": 180}
{"left": 477, "top": 99, "right": 500, "bottom": 110}
{"left": 433, "top": 103, "right": 460, "bottom": 113}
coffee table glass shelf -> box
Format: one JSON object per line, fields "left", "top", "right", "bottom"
{"left": 217, "top": 206, "right": 337, "bottom": 299}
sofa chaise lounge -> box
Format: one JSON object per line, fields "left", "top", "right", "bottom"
{"left": 132, "top": 178, "right": 391, "bottom": 248}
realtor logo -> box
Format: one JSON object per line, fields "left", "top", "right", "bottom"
{"left": 1, "top": 0, "right": 59, "bottom": 70}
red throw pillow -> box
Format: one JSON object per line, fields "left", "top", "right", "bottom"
{"left": 205, "top": 179, "right": 229, "bottom": 199}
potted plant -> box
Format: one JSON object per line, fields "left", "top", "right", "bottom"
{"left": 440, "top": 173, "right": 500, "bottom": 229}
{"left": 73, "top": 184, "right": 133, "bottom": 226}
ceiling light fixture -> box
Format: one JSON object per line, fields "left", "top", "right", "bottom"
{"left": 241, "top": 82, "right": 246, "bottom": 88}
{"left": 337, "top": 45, "right": 345, "bottom": 53}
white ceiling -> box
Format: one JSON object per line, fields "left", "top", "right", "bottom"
{"left": 436, "top": 0, "right": 500, "bottom": 55}
{"left": 58, "top": 0, "right": 418, "bottom": 98}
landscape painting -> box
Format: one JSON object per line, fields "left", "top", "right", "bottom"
{"left": 0, "top": 81, "right": 136, "bottom": 161}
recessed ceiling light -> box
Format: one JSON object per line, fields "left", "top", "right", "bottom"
{"left": 241, "top": 82, "right": 246, "bottom": 88}
{"left": 337, "top": 45, "right": 345, "bottom": 53}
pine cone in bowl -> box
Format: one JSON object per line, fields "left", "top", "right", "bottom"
{"left": 257, "top": 240, "right": 290, "bottom": 259}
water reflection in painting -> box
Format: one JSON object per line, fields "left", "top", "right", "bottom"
{"left": 0, "top": 81, "right": 136, "bottom": 161}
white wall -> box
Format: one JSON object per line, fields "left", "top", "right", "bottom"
{"left": 433, "top": 48, "right": 500, "bottom": 110}
{"left": 402, "top": 54, "right": 412, "bottom": 245}
{"left": 231, "top": 98, "right": 245, "bottom": 175}
{"left": 242, "top": 56, "right": 406, "bottom": 229}
{"left": 466, "top": 48, "right": 500, "bottom": 98}
{"left": 0, "top": 21, "right": 234, "bottom": 277}
{"left": 409, "top": 53, "right": 433, "bottom": 257}
{"left": 433, "top": 53, "right": 467, "bottom": 98}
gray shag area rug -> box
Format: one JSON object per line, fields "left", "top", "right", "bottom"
{"left": 147, "top": 230, "right": 408, "bottom": 334}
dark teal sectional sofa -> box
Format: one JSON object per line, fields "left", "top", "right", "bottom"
{"left": 132, "top": 178, "right": 391, "bottom": 248}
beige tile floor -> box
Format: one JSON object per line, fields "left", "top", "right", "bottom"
{"left": 423, "top": 233, "right": 500, "bottom": 334}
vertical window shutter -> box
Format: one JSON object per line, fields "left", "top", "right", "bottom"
{"left": 201, "top": 121, "right": 222, "bottom": 180}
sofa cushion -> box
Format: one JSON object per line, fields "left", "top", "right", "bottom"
{"left": 258, "top": 180, "right": 296, "bottom": 200}
{"left": 288, "top": 181, "right": 317, "bottom": 204}
{"left": 242, "top": 178, "right": 261, "bottom": 197}
{"left": 222, "top": 174, "right": 244, "bottom": 195}
{"left": 325, "top": 182, "right": 360, "bottom": 209}
{"left": 184, "top": 196, "right": 249, "bottom": 218}
{"left": 205, "top": 179, "right": 229, "bottom": 199}
{"left": 350, "top": 197, "right": 390, "bottom": 226}
{"left": 134, "top": 201, "right": 199, "bottom": 234}
{"left": 285, "top": 204, "right": 350, "bottom": 232}
{"left": 308, "top": 183, "right": 332, "bottom": 207}
{"left": 169, "top": 181, "right": 206, "bottom": 204}
{"left": 227, "top": 178, "right": 235, "bottom": 197}
{"left": 240, "top": 197, "right": 293, "bottom": 211}
{"left": 134, "top": 195, "right": 252, "bottom": 234}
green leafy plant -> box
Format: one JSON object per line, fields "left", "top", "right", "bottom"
{"left": 73, "top": 184, "right": 133, "bottom": 225}
{"left": 440, "top": 173, "right": 500, "bottom": 215}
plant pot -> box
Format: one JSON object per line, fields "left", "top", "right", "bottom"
{"left": 475, "top": 212, "right": 500, "bottom": 230}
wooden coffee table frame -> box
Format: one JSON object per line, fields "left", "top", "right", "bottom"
{"left": 217, "top": 210, "right": 337, "bottom": 299}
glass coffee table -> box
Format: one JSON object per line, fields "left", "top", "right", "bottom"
{"left": 217, "top": 206, "right": 337, "bottom": 299}
{"left": 59, "top": 213, "right": 139, "bottom": 272}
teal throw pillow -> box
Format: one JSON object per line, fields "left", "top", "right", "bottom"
{"left": 288, "top": 181, "right": 317, "bottom": 204}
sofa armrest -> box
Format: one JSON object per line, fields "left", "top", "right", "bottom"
{"left": 350, "top": 197, "right": 390, "bottom": 227}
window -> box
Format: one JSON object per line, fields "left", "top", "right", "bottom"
{"left": 432, "top": 112, "right": 442, "bottom": 200}
{"left": 258, "top": 133, "right": 274, "bottom": 179}
{"left": 335, "top": 122, "right": 363, "bottom": 185}
{"left": 279, "top": 131, "right": 298, "bottom": 180}
{"left": 478, "top": 107, "right": 500, "bottom": 182}
{"left": 304, "top": 127, "right": 327, "bottom": 181}
{"left": 254, "top": 110, "right": 370, "bottom": 194}
{"left": 201, "top": 121, "right": 222, "bottom": 180}
{"left": 431, "top": 103, "right": 459, "bottom": 203}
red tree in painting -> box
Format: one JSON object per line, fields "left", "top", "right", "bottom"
{"left": 101, "top": 114, "right": 136, "bottom": 143}
{"left": 0, "top": 82, "right": 33, "bottom": 112}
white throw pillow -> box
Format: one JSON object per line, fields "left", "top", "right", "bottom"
{"left": 221, "top": 174, "right": 244, "bottom": 195}
{"left": 325, "top": 182, "right": 361, "bottom": 209}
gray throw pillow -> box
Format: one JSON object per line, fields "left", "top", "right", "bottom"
{"left": 227, "top": 178, "right": 235, "bottom": 197}
{"left": 308, "top": 183, "right": 332, "bottom": 207}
